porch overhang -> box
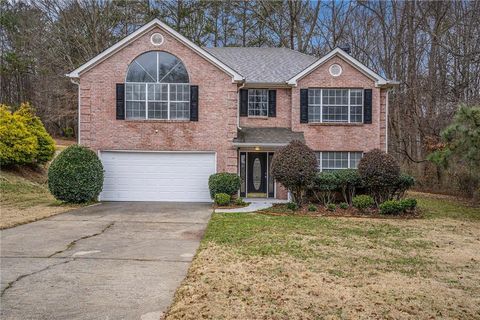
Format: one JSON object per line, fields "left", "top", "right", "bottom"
{"left": 233, "top": 127, "right": 305, "bottom": 149}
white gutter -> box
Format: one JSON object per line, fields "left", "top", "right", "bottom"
{"left": 237, "top": 83, "right": 245, "bottom": 130}
{"left": 232, "top": 142, "right": 290, "bottom": 148}
{"left": 70, "top": 78, "right": 81, "bottom": 144}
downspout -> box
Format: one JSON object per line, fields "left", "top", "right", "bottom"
{"left": 70, "top": 78, "right": 81, "bottom": 145}
{"left": 237, "top": 82, "right": 245, "bottom": 130}
{"left": 385, "top": 89, "right": 389, "bottom": 153}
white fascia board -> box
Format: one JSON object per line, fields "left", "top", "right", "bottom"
{"left": 66, "top": 19, "right": 244, "bottom": 82}
{"left": 287, "top": 47, "right": 388, "bottom": 86}
{"left": 233, "top": 142, "right": 289, "bottom": 148}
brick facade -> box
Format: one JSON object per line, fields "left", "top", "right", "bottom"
{"left": 77, "top": 27, "right": 387, "bottom": 200}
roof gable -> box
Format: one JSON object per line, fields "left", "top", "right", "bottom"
{"left": 66, "top": 19, "right": 244, "bottom": 82}
{"left": 287, "top": 48, "right": 392, "bottom": 87}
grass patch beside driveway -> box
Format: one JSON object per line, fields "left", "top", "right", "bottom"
{"left": 0, "top": 168, "right": 79, "bottom": 229}
{"left": 165, "top": 194, "right": 480, "bottom": 319}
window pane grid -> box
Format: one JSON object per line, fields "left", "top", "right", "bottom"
{"left": 126, "top": 83, "right": 190, "bottom": 120}
{"left": 308, "top": 89, "right": 363, "bottom": 123}
{"left": 316, "top": 151, "right": 363, "bottom": 171}
{"left": 248, "top": 89, "right": 268, "bottom": 117}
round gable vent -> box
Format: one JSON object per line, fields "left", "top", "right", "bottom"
{"left": 329, "top": 64, "right": 342, "bottom": 77}
{"left": 150, "top": 33, "right": 164, "bottom": 46}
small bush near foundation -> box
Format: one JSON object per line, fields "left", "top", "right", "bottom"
{"left": 379, "top": 200, "right": 404, "bottom": 215}
{"left": 208, "top": 173, "right": 241, "bottom": 198}
{"left": 394, "top": 174, "right": 415, "bottom": 199}
{"left": 400, "top": 198, "right": 417, "bottom": 211}
{"left": 308, "top": 204, "right": 317, "bottom": 212}
{"left": 310, "top": 171, "right": 339, "bottom": 206}
{"left": 234, "top": 198, "right": 247, "bottom": 206}
{"left": 286, "top": 202, "right": 298, "bottom": 211}
{"left": 352, "top": 195, "right": 374, "bottom": 211}
{"left": 339, "top": 202, "right": 349, "bottom": 209}
{"left": 48, "top": 145, "right": 103, "bottom": 203}
{"left": 327, "top": 203, "right": 336, "bottom": 212}
{"left": 214, "top": 193, "right": 231, "bottom": 206}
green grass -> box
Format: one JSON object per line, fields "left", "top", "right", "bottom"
{"left": 416, "top": 194, "right": 480, "bottom": 221}
{"left": 0, "top": 170, "right": 60, "bottom": 209}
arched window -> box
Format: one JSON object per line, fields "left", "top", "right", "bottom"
{"left": 125, "top": 51, "right": 190, "bottom": 120}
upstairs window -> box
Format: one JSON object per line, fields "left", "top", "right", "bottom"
{"left": 248, "top": 89, "right": 268, "bottom": 117}
{"left": 308, "top": 89, "right": 363, "bottom": 123}
{"left": 315, "top": 151, "right": 363, "bottom": 171}
{"left": 125, "top": 51, "right": 190, "bottom": 120}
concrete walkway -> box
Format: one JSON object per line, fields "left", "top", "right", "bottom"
{"left": 0, "top": 202, "right": 211, "bottom": 320}
{"left": 216, "top": 198, "right": 288, "bottom": 213}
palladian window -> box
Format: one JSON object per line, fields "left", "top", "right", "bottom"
{"left": 125, "top": 51, "right": 190, "bottom": 120}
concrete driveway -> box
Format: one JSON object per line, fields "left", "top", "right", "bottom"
{"left": 0, "top": 202, "right": 212, "bottom": 320}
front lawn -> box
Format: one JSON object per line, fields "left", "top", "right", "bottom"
{"left": 165, "top": 193, "right": 480, "bottom": 319}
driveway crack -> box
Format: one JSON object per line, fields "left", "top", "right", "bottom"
{"left": 48, "top": 222, "right": 115, "bottom": 258}
{"left": 1, "top": 259, "right": 73, "bottom": 297}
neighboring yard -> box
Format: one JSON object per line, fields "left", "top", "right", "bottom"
{"left": 166, "top": 193, "right": 480, "bottom": 319}
{"left": 0, "top": 168, "right": 79, "bottom": 229}
{"left": 1, "top": 138, "right": 78, "bottom": 229}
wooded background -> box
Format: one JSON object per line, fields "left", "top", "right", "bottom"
{"left": 1, "top": 0, "right": 479, "bottom": 196}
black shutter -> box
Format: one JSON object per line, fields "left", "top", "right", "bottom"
{"left": 239, "top": 89, "right": 248, "bottom": 116}
{"left": 116, "top": 83, "right": 125, "bottom": 120}
{"left": 190, "top": 85, "right": 199, "bottom": 121}
{"left": 300, "top": 89, "right": 309, "bottom": 123}
{"left": 363, "top": 89, "right": 372, "bottom": 124}
{"left": 268, "top": 90, "right": 276, "bottom": 117}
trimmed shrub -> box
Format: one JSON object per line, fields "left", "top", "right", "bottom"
{"left": 286, "top": 202, "right": 298, "bottom": 211}
{"left": 48, "top": 145, "right": 104, "bottom": 203}
{"left": 271, "top": 140, "right": 318, "bottom": 205}
{"left": 234, "top": 198, "right": 247, "bottom": 206}
{"left": 0, "top": 105, "right": 38, "bottom": 166}
{"left": 327, "top": 203, "right": 336, "bottom": 211}
{"left": 15, "top": 103, "right": 55, "bottom": 164}
{"left": 352, "top": 195, "right": 374, "bottom": 211}
{"left": 379, "top": 200, "right": 404, "bottom": 215}
{"left": 339, "top": 202, "right": 349, "bottom": 209}
{"left": 400, "top": 198, "right": 417, "bottom": 211}
{"left": 208, "top": 173, "right": 241, "bottom": 198}
{"left": 335, "top": 169, "right": 362, "bottom": 205}
{"left": 307, "top": 204, "right": 317, "bottom": 212}
{"left": 358, "top": 149, "right": 401, "bottom": 205}
{"left": 310, "top": 171, "right": 339, "bottom": 206}
{"left": 214, "top": 193, "right": 231, "bottom": 206}
{"left": 393, "top": 173, "right": 415, "bottom": 199}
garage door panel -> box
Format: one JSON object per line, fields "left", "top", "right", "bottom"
{"left": 99, "top": 152, "right": 215, "bottom": 202}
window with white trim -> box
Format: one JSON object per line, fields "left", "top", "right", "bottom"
{"left": 248, "top": 89, "right": 268, "bottom": 117}
{"left": 316, "top": 151, "right": 363, "bottom": 171}
{"left": 308, "top": 89, "right": 363, "bottom": 123}
{"left": 125, "top": 51, "right": 190, "bottom": 120}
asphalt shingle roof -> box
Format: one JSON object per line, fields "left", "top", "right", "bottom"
{"left": 203, "top": 47, "right": 318, "bottom": 83}
{"left": 234, "top": 127, "right": 305, "bottom": 145}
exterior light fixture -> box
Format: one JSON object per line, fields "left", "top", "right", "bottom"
{"left": 255, "top": 146, "right": 260, "bottom": 151}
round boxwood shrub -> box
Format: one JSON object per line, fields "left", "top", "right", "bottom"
{"left": 358, "top": 149, "right": 400, "bottom": 204}
{"left": 48, "top": 145, "right": 104, "bottom": 203}
{"left": 400, "top": 198, "right": 417, "bottom": 211}
{"left": 214, "top": 193, "right": 231, "bottom": 206}
{"left": 352, "top": 194, "right": 374, "bottom": 211}
{"left": 271, "top": 140, "right": 318, "bottom": 205}
{"left": 208, "top": 172, "right": 241, "bottom": 198}
{"left": 379, "top": 200, "right": 404, "bottom": 215}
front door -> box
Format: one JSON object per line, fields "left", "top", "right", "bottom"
{"left": 247, "top": 153, "right": 267, "bottom": 196}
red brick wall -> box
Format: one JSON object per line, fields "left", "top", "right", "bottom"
{"left": 291, "top": 56, "right": 387, "bottom": 153}
{"left": 78, "top": 26, "right": 238, "bottom": 173}
{"left": 240, "top": 88, "right": 291, "bottom": 127}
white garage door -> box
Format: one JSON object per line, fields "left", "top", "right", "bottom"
{"left": 99, "top": 151, "right": 216, "bottom": 202}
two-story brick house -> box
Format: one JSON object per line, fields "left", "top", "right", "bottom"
{"left": 67, "top": 19, "right": 397, "bottom": 202}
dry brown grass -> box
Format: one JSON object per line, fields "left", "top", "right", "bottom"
{"left": 0, "top": 167, "right": 79, "bottom": 229}
{"left": 166, "top": 197, "right": 480, "bottom": 319}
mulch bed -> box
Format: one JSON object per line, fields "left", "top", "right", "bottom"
{"left": 258, "top": 204, "right": 422, "bottom": 219}
{"left": 213, "top": 203, "right": 250, "bottom": 210}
